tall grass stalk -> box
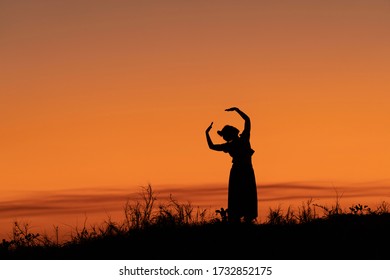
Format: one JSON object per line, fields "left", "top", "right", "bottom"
{"left": 2, "top": 185, "right": 390, "bottom": 254}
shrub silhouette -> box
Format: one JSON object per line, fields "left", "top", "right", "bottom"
{"left": 1, "top": 185, "right": 390, "bottom": 260}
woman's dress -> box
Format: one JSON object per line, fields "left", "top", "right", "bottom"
{"left": 220, "top": 130, "right": 258, "bottom": 220}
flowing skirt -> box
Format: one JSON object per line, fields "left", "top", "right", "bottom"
{"left": 227, "top": 162, "right": 258, "bottom": 220}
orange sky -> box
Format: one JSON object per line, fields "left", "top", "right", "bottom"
{"left": 1, "top": 1, "right": 390, "bottom": 237}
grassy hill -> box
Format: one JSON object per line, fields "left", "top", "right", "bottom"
{"left": 1, "top": 185, "right": 390, "bottom": 260}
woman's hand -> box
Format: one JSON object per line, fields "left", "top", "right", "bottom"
{"left": 226, "top": 107, "right": 249, "bottom": 123}
{"left": 225, "top": 107, "right": 239, "bottom": 112}
{"left": 205, "top": 122, "right": 213, "bottom": 133}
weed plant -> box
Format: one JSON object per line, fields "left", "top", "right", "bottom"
{"left": 1, "top": 184, "right": 390, "bottom": 259}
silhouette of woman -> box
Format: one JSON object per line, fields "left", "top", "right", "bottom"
{"left": 205, "top": 107, "right": 258, "bottom": 223}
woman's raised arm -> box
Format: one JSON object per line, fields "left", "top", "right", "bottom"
{"left": 205, "top": 122, "right": 225, "bottom": 151}
{"left": 225, "top": 107, "right": 251, "bottom": 136}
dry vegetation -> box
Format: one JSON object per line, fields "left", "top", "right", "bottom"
{"left": 1, "top": 185, "right": 390, "bottom": 260}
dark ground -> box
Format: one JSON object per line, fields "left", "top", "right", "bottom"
{"left": 2, "top": 214, "right": 390, "bottom": 260}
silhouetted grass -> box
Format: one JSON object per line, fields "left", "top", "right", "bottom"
{"left": 1, "top": 185, "right": 390, "bottom": 260}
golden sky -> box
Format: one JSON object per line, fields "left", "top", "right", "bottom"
{"left": 1, "top": 1, "right": 390, "bottom": 235}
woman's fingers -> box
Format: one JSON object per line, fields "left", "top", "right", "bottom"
{"left": 206, "top": 122, "right": 213, "bottom": 132}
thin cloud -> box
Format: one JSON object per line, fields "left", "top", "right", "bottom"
{"left": 0, "top": 182, "right": 389, "bottom": 220}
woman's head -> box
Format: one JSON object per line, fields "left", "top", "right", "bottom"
{"left": 217, "top": 125, "right": 239, "bottom": 141}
